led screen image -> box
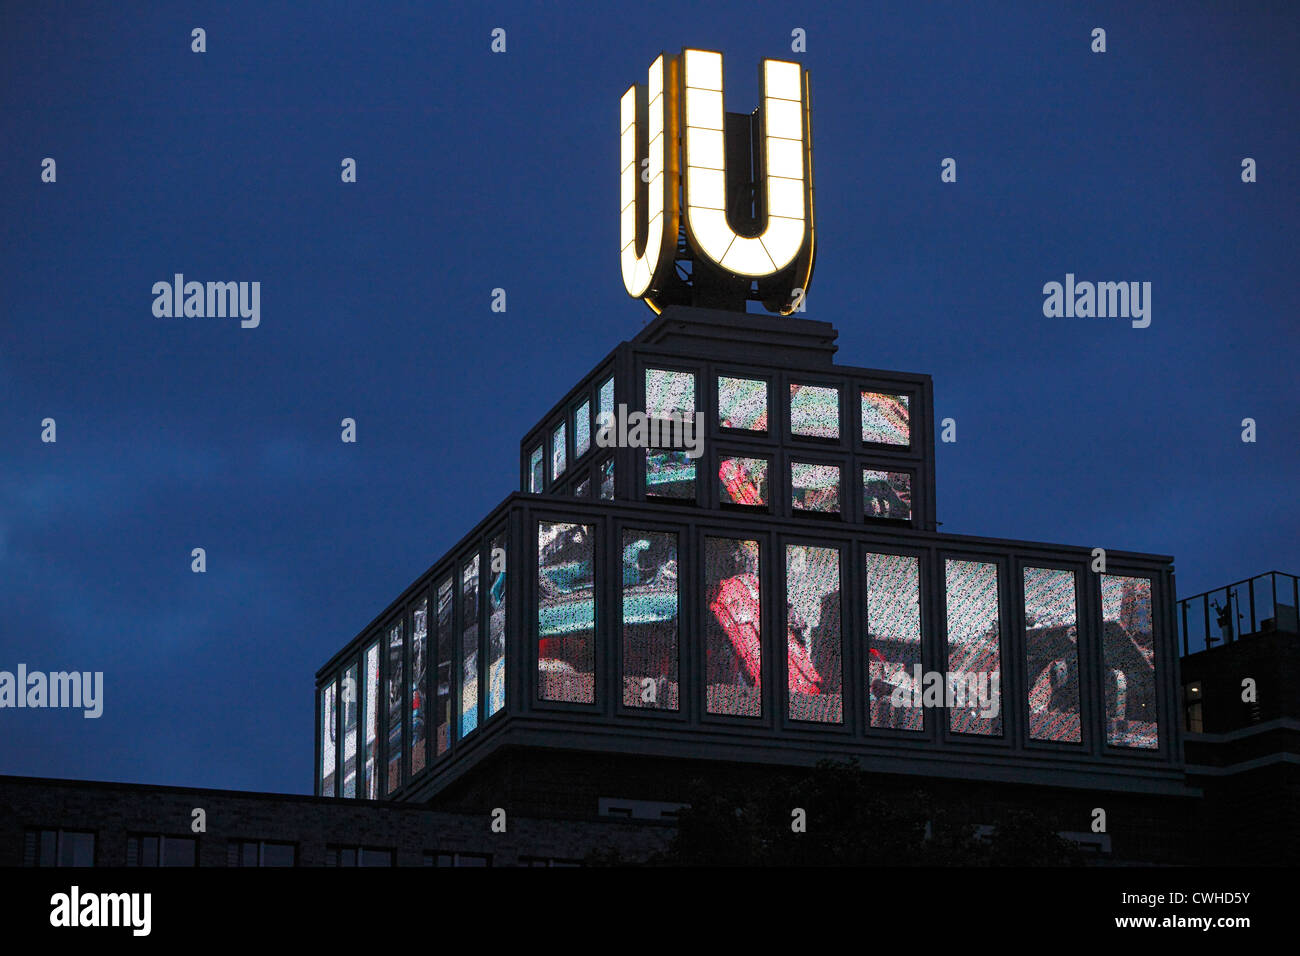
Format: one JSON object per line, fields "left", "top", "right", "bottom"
{"left": 538, "top": 521, "right": 596, "bottom": 703}
{"left": 410, "top": 597, "right": 428, "bottom": 774}
{"left": 646, "top": 449, "right": 695, "bottom": 499}
{"left": 551, "top": 423, "right": 566, "bottom": 479}
{"left": 861, "top": 391, "right": 910, "bottom": 446}
{"left": 786, "top": 545, "right": 842, "bottom": 723}
{"left": 719, "top": 376, "right": 768, "bottom": 431}
{"left": 487, "top": 533, "right": 506, "bottom": 717}
{"left": 865, "top": 552, "right": 923, "bottom": 730}
{"left": 1023, "top": 567, "right": 1081, "bottom": 743}
{"left": 790, "top": 383, "right": 839, "bottom": 439}
{"left": 385, "top": 621, "right": 403, "bottom": 794}
{"left": 599, "top": 375, "right": 614, "bottom": 432}
{"left": 792, "top": 461, "right": 840, "bottom": 513}
{"left": 363, "top": 641, "right": 379, "bottom": 797}
{"left": 863, "top": 469, "right": 912, "bottom": 520}
{"left": 460, "top": 556, "right": 480, "bottom": 737}
{"left": 719, "top": 456, "right": 769, "bottom": 506}
{"left": 622, "top": 530, "right": 679, "bottom": 710}
{"left": 320, "top": 680, "right": 336, "bottom": 796}
{"left": 435, "top": 576, "right": 453, "bottom": 757}
{"left": 646, "top": 368, "right": 695, "bottom": 418}
{"left": 599, "top": 458, "right": 614, "bottom": 499}
{"left": 944, "top": 559, "right": 1003, "bottom": 736}
{"left": 341, "top": 662, "right": 358, "bottom": 797}
{"left": 705, "top": 537, "right": 762, "bottom": 717}
{"left": 574, "top": 400, "right": 591, "bottom": 458}
{"left": 1100, "top": 574, "right": 1157, "bottom": 749}
{"left": 529, "top": 445, "right": 543, "bottom": 493}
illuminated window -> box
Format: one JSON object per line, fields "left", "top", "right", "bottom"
{"left": 385, "top": 620, "right": 403, "bottom": 795}
{"left": 1184, "top": 682, "right": 1203, "bottom": 734}
{"left": 863, "top": 469, "right": 912, "bottom": 521}
{"left": 552, "top": 423, "right": 567, "bottom": 479}
{"left": 538, "top": 522, "right": 596, "bottom": 703}
{"left": 1023, "top": 567, "right": 1082, "bottom": 743}
{"left": 461, "top": 555, "right": 480, "bottom": 737}
{"left": 646, "top": 450, "right": 695, "bottom": 499}
{"left": 410, "top": 598, "right": 427, "bottom": 775}
{"left": 341, "top": 661, "right": 358, "bottom": 797}
{"left": 646, "top": 368, "right": 695, "bottom": 418}
{"left": 790, "top": 384, "right": 839, "bottom": 439}
{"left": 792, "top": 461, "right": 840, "bottom": 513}
{"left": 719, "top": 456, "right": 769, "bottom": 506}
{"left": 786, "top": 545, "right": 841, "bottom": 723}
{"left": 575, "top": 400, "right": 591, "bottom": 459}
{"left": 719, "top": 376, "right": 768, "bottom": 431}
{"left": 127, "top": 834, "right": 196, "bottom": 867}
{"left": 865, "top": 552, "right": 923, "bottom": 730}
{"left": 1101, "top": 575, "right": 1157, "bottom": 749}
{"left": 705, "top": 537, "right": 761, "bottom": 717}
{"left": 861, "top": 391, "right": 910, "bottom": 446}
{"left": 487, "top": 533, "right": 506, "bottom": 718}
{"left": 622, "top": 530, "right": 679, "bottom": 710}
{"left": 319, "top": 680, "right": 336, "bottom": 796}
{"left": 599, "top": 377, "right": 615, "bottom": 428}
{"left": 944, "top": 559, "right": 1003, "bottom": 736}
{"left": 574, "top": 476, "right": 591, "bottom": 497}
{"left": 529, "top": 446, "right": 544, "bottom": 493}
{"left": 435, "top": 576, "right": 453, "bottom": 757}
{"left": 599, "top": 458, "right": 615, "bottom": 499}
{"left": 362, "top": 641, "right": 380, "bottom": 797}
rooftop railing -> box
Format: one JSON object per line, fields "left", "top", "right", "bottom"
{"left": 1178, "top": 571, "right": 1299, "bottom": 656}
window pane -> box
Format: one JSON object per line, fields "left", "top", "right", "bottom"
{"left": 866, "top": 552, "right": 923, "bottom": 730}
{"left": 622, "top": 530, "right": 679, "bottom": 710}
{"left": 162, "top": 836, "right": 196, "bottom": 867}
{"left": 61, "top": 832, "right": 94, "bottom": 867}
{"left": 791, "top": 462, "right": 840, "bottom": 513}
{"left": 436, "top": 577, "right": 454, "bottom": 756}
{"left": 461, "top": 555, "right": 481, "bottom": 737}
{"left": 529, "top": 446, "right": 544, "bottom": 493}
{"left": 705, "top": 537, "right": 761, "bottom": 717}
{"left": 719, "top": 456, "right": 768, "bottom": 506}
{"left": 787, "top": 545, "right": 841, "bottom": 723}
{"left": 1023, "top": 567, "right": 1082, "bottom": 742}
{"left": 410, "top": 598, "right": 428, "bottom": 774}
{"left": 261, "top": 843, "right": 295, "bottom": 867}
{"left": 944, "top": 559, "right": 1003, "bottom": 736}
{"left": 599, "top": 377, "right": 615, "bottom": 427}
{"left": 39, "top": 830, "right": 56, "bottom": 866}
{"left": 538, "top": 522, "right": 596, "bottom": 703}
{"left": 1101, "top": 575, "right": 1158, "bottom": 749}
{"left": 575, "top": 400, "right": 591, "bottom": 458}
{"left": 552, "top": 424, "right": 567, "bottom": 478}
{"left": 488, "top": 533, "right": 507, "bottom": 717}
{"left": 141, "top": 836, "right": 159, "bottom": 867}
{"left": 363, "top": 642, "right": 380, "bottom": 797}
{"left": 320, "top": 680, "right": 337, "bottom": 796}
{"left": 360, "top": 848, "right": 393, "bottom": 867}
{"left": 646, "top": 450, "right": 695, "bottom": 499}
{"left": 599, "top": 458, "right": 615, "bottom": 500}
{"left": 342, "top": 662, "right": 358, "bottom": 797}
{"left": 574, "top": 477, "right": 590, "bottom": 497}
{"left": 861, "top": 391, "right": 910, "bottom": 446}
{"left": 385, "top": 621, "right": 403, "bottom": 795}
{"left": 863, "top": 469, "right": 912, "bottom": 520}
{"left": 718, "top": 376, "right": 768, "bottom": 431}
{"left": 646, "top": 368, "right": 695, "bottom": 418}
{"left": 790, "top": 384, "right": 839, "bottom": 439}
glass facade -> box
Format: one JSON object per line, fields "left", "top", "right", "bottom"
{"left": 1023, "top": 567, "right": 1081, "bottom": 743}
{"left": 488, "top": 533, "right": 506, "bottom": 717}
{"left": 385, "top": 621, "right": 403, "bottom": 795}
{"left": 866, "top": 552, "right": 923, "bottom": 730}
{"left": 792, "top": 462, "right": 840, "bottom": 513}
{"left": 529, "top": 446, "right": 543, "bottom": 493}
{"left": 320, "top": 680, "right": 336, "bottom": 797}
{"left": 341, "top": 662, "right": 358, "bottom": 797}
{"left": 575, "top": 400, "right": 591, "bottom": 459}
{"left": 705, "top": 537, "right": 761, "bottom": 717}
{"left": 410, "top": 598, "right": 427, "bottom": 774}
{"left": 622, "top": 530, "right": 679, "bottom": 710}
{"left": 863, "top": 469, "right": 912, "bottom": 521}
{"left": 786, "top": 545, "right": 841, "bottom": 723}
{"left": 944, "top": 559, "right": 1002, "bottom": 737}
{"left": 861, "top": 391, "right": 910, "bottom": 446}
{"left": 538, "top": 521, "right": 596, "bottom": 703}
{"left": 1101, "top": 574, "right": 1157, "bottom": 749}
{"left": 719, "top": 456, "right": 768, "bottom": 506}
{"left": 363, "top": 642, "right": 379, "bottom": 798}
{"left": 461, "top": 556, "right": 480, "bottom": 737}
{"left": 790, "top": 383, "right": 839, "bottom": 439}
{"left": 436, "top": 576, "right": 453, "bottom": 757}
{"left": 551, "top": 423, "right": 567, "bottom": 479}
{"left": 718, "top": 376, "right": 768, "bottom": 431}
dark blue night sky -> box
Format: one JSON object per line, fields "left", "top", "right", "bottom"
{"left": 1, "top": 1, "right": 1295, "bottom": 793}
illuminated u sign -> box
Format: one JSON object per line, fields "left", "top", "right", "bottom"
{"left": 620, "top": 49, "right": 816, "bottom": 315}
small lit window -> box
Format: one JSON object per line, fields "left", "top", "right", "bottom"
{"left": 792, "top": 462, "right": 840, "bottom": 513}
{"left": 552, "top": 424, "right": 567, "bottom": 479}
{"left": 529, "top": 446, "right": 544, "bottom": 493}
{"left": 790, "top": 384, "right": 839, "bottom": 439}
